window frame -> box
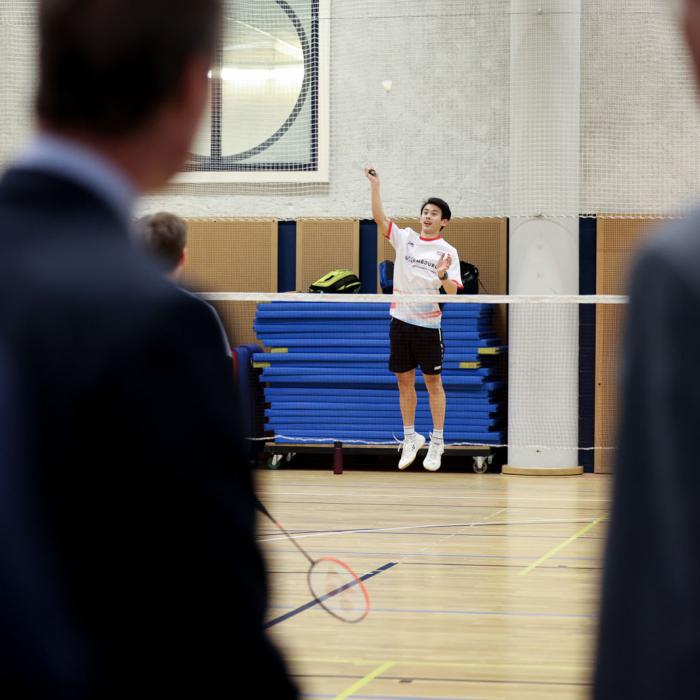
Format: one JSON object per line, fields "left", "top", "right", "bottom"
{"left": 175, "top": 0, "right": 329, "bottom": 184}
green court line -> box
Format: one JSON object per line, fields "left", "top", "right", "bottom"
{"left": 518, "top": 514, "right": 607, "bottom": 576}
{"left": 332, "top": 661, "right": 395, "bottom": 700}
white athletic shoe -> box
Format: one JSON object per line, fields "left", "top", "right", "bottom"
{"left": 397, "top": 432, "right": 426, "bottom": 470}
{"left": 423, "top": 436, "right": 444, "bottom": 472}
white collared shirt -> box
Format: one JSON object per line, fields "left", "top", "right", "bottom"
{"left": 386, "top": 222, "right": 462, "bottom": 329}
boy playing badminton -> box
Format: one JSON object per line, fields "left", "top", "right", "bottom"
{"left": 365, "top": 167, "right": 462, "bottom": 471}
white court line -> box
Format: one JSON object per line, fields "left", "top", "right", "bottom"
{"left": 258, "top": 516, "right": 601, "bottom": 543}
{"left": 400, "top": 507, "right": 508, "bottom": 562}
{"left": 351, "top": 507, "right": 509, "bottom": 570}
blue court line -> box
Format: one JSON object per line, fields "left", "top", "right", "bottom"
{"left": 268, "top": 604, "right": 591, "bottom": 620}
{"left": 264, "top": 562, "right": 397, "bottom": 628}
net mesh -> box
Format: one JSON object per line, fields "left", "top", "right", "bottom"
{"left": 213, "top": 292, "right": 626, "bottom": 456}
{"left": 1, "top": 1, "right": 699, "bottom": 218}
{"left": 0, "top": 2, "right": 36, "bottom": 168}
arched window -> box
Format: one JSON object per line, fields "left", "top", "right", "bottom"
{"left": 180, "top": 0, "right": 328, "bottom": 183}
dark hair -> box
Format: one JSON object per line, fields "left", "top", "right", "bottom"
{"left": 421, "top": 197, "right": 452, "bottom": 222}
{"left": 139, "top": 212, "right": 188, "bottom": 273}
{"left": 37, "top": 0, "right": 222, "bottom": 135}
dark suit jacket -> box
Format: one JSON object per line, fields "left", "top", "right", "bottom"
{"left": 0, "top": 168, "right": 297, "bottom": 698}
{"left": 595, "top": 213, "right": 700, "bottom": 698}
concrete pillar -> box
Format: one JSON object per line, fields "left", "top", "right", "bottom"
{"left": 506, "top": 0, "right": 582, "bottom": 475}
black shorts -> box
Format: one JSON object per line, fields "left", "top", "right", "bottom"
{"left": 389, "top": 317, "right": 444, "bottom": 375}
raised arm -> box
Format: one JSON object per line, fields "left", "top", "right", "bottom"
{"left": 365, "top": 167, "right": 391, "bottom": 238}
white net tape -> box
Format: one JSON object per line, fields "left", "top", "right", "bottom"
{"left": 202, "top": 292, "right": 627, "bottom": 304}
{"left": 1, "top": 2, "right": 699, "bottom": 219}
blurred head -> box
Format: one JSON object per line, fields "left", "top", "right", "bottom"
{"left": 420, "top": 197, "right": 452, "bottom": 236}
{"left": 37, "top": 0, "right": 222, "bottom": 190}
{"left": 139, "top": 212, "right": 188, "bottom": 277}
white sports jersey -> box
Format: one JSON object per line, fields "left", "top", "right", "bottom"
{"left": 387, "top": 222, "right": 462, "bottom": 329}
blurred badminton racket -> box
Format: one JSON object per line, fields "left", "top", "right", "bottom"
{"left": 256, "top": 498, "right": 370, "bottom": 623}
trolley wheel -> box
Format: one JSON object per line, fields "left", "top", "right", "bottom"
{"left": 285, "top": 452, "right": 296, "bottom": 463}
{"left": 267, "top": 454, "right": 284, "bottom": 469}
{"left": 473, "top": 456, "right": 488, "bottom": 474}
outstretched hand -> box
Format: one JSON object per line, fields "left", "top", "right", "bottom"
{"left": 437, "top": 252, "right": 452, "bottom": 277}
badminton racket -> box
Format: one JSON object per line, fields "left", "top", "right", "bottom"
{"left": 256, "top": 498, "right": 370, "bottom": 623}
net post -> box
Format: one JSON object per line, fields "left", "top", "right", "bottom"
{"left": 333, "top": 441, "right": 343, "bottom": 475}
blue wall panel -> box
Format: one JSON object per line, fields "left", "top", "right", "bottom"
{"left": 278, "top": 221, "right": 297, "bottom": 292}
{"left": 579, "top": 217, "right": 596, "bottom": 473}
{"left": 360, "top": 219, "right": 378, "bottom": 293}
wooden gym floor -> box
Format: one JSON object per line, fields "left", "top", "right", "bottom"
{"left": 257, "top": 468, "right": 610, "bottom": 700}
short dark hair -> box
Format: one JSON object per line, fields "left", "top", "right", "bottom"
{"left": 421, "top": 197, "right": 452, "bottom": 222}
{"left": 37, "top": 0, "right": 222, "bottom": 135}
{"left": 139, "top": 212, "right": 188, "bottom": 273}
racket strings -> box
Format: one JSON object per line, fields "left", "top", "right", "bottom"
{"left": 308, "top": 556, "right": 369, "bottom": 623}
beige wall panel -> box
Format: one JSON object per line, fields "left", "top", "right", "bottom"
{"left": 211, "top": 302, "right": 259, "bottom": 348}
{"left": 596, "top": 218, "right": 659, "bottom": 294}
{"left": 296, "top": 219, "right": 360, "bottom": 292}
{"left": 183, "top": 218, "right": 277, "bottom": 345}
{"left": 595, "top": 217, "right": 663, "bottom": 473}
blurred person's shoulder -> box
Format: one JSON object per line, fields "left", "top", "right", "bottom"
{"left": 631, "top": 207, "right": 700, "bottom": 298}
{"left": 0, "top": 178, "right": 203, "bottom": 358}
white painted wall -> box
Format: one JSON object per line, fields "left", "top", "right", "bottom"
{"left": 145, "top": 0, "right": 510, "bottom": 219}
{"left": 0, "top": 2, "right": 36, "bottom": 168}
{"left": 582, "top": 0, "right": 700, "bottom": 216}
{"left": 1, "top": 1, "right": 699, "bottom": 219}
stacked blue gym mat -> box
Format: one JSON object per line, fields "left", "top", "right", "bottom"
{"left": 252, "top": 302, "right": 505, "bottom": 445}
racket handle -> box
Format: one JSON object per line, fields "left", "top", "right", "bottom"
{"left": 254, "top": 496, "right": 272, "bottom": 520}
{"left": 368, "top": 169, "right": 377, "bottom": 177}
{"left": 333, "top": 441, "right": 343, "bottom": 475}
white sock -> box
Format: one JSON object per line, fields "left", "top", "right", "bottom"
{"left": 404, "top": 426, "right": 415, "bottom": 439}
{"left": 432, "top": 429, "right": 444, "bottom": 442}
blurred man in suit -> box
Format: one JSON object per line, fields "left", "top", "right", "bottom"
{"left": 594, "top": 2, "right": 700, "bottom": 697}
{"left": 0, "top": 1, "right": 297, "bottom": 697}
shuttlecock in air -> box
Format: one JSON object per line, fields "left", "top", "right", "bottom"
{"left": 382, "top": 79, "right": 392, "bottom": 92}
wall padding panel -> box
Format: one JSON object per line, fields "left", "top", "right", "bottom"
{"left": 378, "top": 218, "right": 508, "bottom": 339}
{"left": 595, "top": 217, "right": 660, "bottom": 473}
{"left": 183, "top": 218, "right": 277, "bottom": 346}
{"left": 296, "top": 219, "right": 359, "bottom": 292}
